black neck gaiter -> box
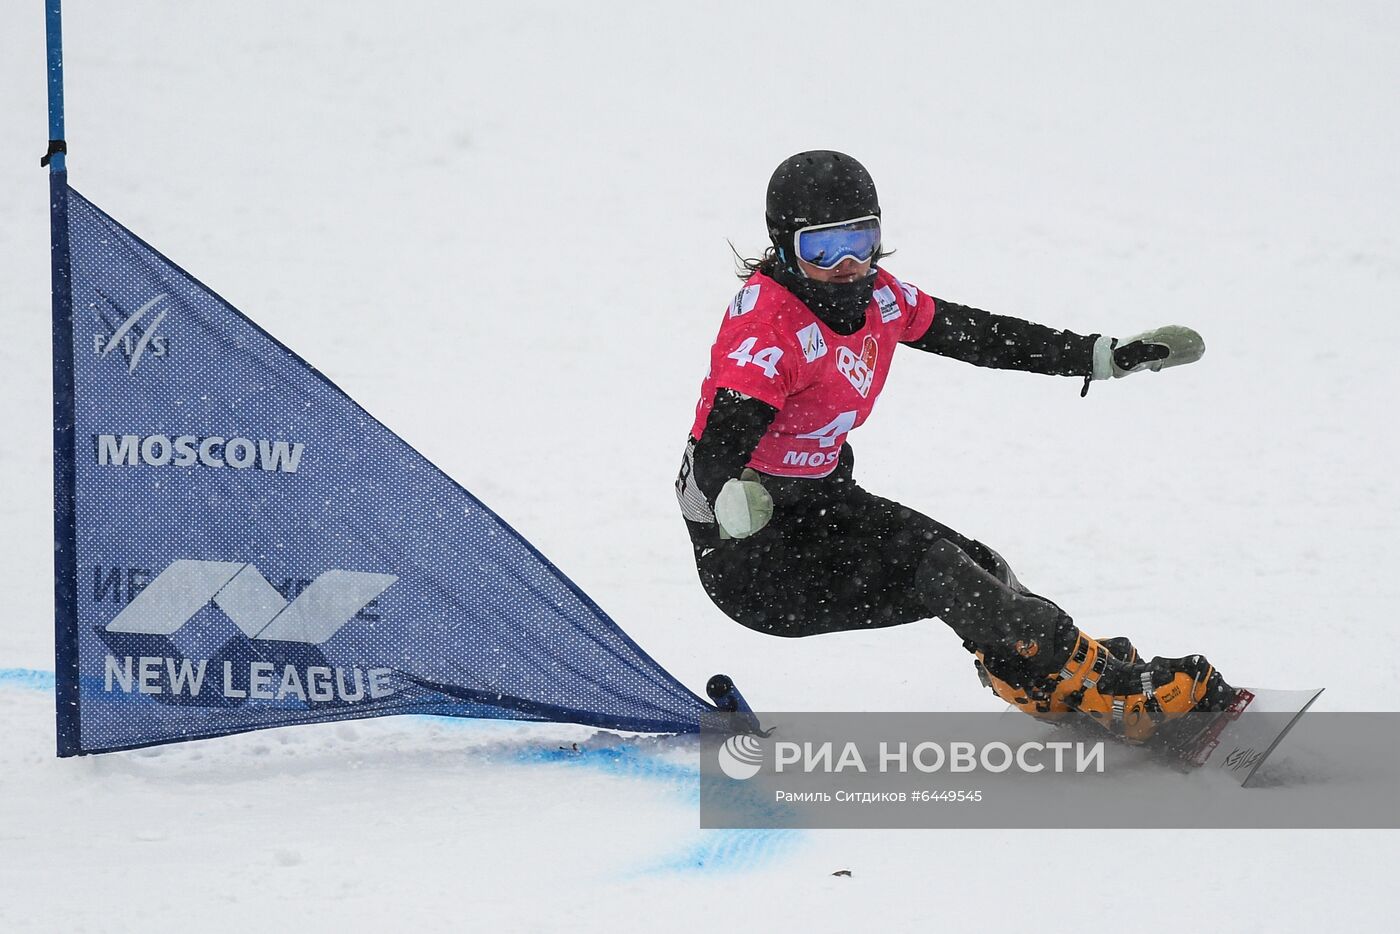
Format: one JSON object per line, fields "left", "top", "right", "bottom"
{"left": 770, "top": 263, "right": 875, "bottom": 336}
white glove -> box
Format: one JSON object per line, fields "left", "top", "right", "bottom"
{"left": 1091, "top": 326, "right": 1205, "bottom": 382}
{"left": 714, "top": 469, "right": 774, "bottom": 540}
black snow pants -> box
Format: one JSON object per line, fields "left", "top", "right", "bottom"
{"left": 686, "top": 445, "right": 1077, "bottom": 678}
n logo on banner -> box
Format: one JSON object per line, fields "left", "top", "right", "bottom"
{"left": 105, "top": 559, "right": 396, "bottom": 645}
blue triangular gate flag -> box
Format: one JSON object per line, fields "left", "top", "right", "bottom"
{"left": 52, "top": 178, "right": 732, "bottom": 756}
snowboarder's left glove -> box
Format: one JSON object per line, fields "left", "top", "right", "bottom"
{"left": 1084, "top": 326, "right": 1205, "bottom": 395}
{"left": 714, "top": 469, "right": 773, "bottom": 540}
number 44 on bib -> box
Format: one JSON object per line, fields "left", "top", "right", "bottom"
{"left": 727, "top": 337, "right": 784, "bottom": 379}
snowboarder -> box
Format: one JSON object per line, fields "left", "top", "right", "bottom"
{"left": 675, "top": 150, "right": 1235, "bottom": 745}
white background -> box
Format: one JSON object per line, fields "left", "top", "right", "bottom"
{"left": 1, "top": 2, "right": 1398, "bottom": 931}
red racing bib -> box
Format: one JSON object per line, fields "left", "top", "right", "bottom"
{"left": 688, "top": 268, "right": 937, "bottom": 478}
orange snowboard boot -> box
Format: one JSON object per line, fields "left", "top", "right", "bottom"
{"left": 976, "top": 632, "right": 1235, "bottom": 745}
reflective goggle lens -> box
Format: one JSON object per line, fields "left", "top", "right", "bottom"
{"left": 794, "top": 216, "right": 881, "bottom": 269}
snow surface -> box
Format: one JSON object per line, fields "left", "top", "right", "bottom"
{"left": 2, "top": 1, "right": 1399, "bottom": 930}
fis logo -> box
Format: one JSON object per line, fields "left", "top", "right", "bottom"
{"left": 94, "top": 293, "right": 171, "bottom": 374}
{"left": 836, "top": 335, "right": 878, "bottom": 398}
{"left": 104, "top": 559, "right": 397, "bottom": 645}
{"left": 795, "top": 322, "right": 828, "bottom": 363}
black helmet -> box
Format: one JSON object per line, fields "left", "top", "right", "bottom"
{"left": 765, "top": 150, "right": 881, "bottom": 257}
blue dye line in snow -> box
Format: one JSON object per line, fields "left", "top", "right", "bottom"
{"left": 641, "top": 828, "right": 804, "bottom": 875}
{"left": 0, "top": 668, "right": 55, "bottom": 691}
{"left": 1, "top": 666, "right": 799, "bottom": 872}
{"left": 519, "top": 740, "right": 804, "bottom": 874}
{"left": 518, "top": 740, "right": 701, "bottom": 787}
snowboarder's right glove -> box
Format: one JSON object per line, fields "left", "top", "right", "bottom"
{"left": 1083, "top": 325, "right": 1205, "bottom": 395}
{"left": 714, "top": 469, "right": 773, "bottom": 540}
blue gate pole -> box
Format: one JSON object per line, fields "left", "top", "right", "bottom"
{"left": 47, "top": 0, "right": 82, "bottom": 757}
{"left": 44, "top": 0, "right": 66, "bottom": 171}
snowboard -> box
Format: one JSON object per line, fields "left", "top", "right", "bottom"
{"left": 1173, "top": 686, "right": 1325, "bottom": 787}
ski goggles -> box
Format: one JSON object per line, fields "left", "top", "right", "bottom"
{"left": 793, "top": 215, "right": 881, "bottom": 269}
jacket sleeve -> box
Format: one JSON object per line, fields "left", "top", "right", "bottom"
{"left": 903, "top": 297, "right": 1098, "bottom": 377}
{"left": 691, "top": 388, "right": 778, "bottom": 505}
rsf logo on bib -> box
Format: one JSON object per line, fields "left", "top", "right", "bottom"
{"left": 836, "top": 336, "right": 878, "bottom": 398}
